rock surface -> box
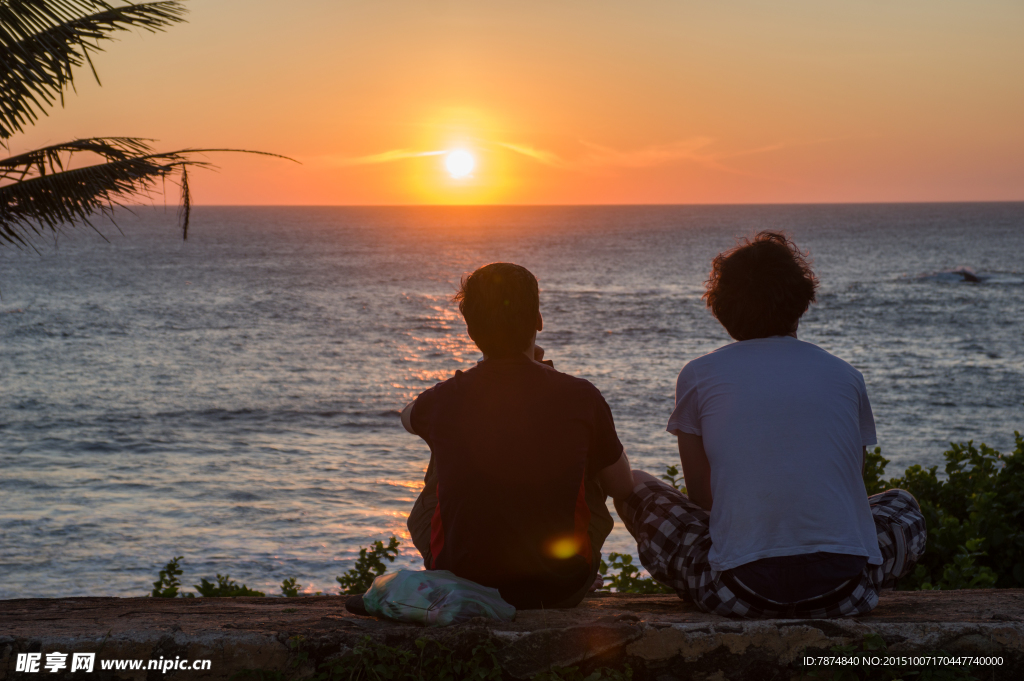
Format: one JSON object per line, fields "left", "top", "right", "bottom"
{"left": 2, "top": 591, "right": 1023, "bottom": 680}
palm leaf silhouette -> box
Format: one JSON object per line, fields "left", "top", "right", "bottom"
{"left": 0, "top": 0, "right": 187, "bottom": 139}
{"left": 0, "top": 138, "right": 291, "bottom": 246}
{"left": 0, "top": 1, "right": 293, "bottom": 248}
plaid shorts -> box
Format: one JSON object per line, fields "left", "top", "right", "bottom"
{"left": 619, "top": 482, "right": 927, "bottom": 618}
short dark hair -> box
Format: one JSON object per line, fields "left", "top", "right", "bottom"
{"left": 703, "top": 231, "right": 818, "bottom": 341}
{"left": 454, "top": 262, "right": 539, "bottom": 358}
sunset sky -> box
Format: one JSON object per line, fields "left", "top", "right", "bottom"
{"left": 11, "top": 0, "right": 1024, "bottom": 205}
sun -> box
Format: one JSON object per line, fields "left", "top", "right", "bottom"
{"left": 445, "top": 149, "right": 475, "bottom": 179}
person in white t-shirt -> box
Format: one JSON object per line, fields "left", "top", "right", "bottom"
{"left": 617, "top": 231, "right": 927, "bottom": 618}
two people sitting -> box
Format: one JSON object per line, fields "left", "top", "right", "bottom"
{"left": 401, "top": 232, "right": 926, "bottom": 617}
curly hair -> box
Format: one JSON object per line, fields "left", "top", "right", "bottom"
{"left": 703, "top": 232, "right": 818, "bottom": 341}
{"left": 454, "top": 262, "right": 539, "bottom": 358}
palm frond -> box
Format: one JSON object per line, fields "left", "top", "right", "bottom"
{"left": 0, "top": 136, "right": 153, "bottom": 180}
{"left": 0, "top": 0, "right": 187, "bottom": 139}
{"left": 0, "top": 145, "right": 198, "bottom": 247}
{"left": 0, "top": 137, "right": 296, "bottom": 246}
{"left": 177, "top": 162, "right": 188, "bottom": 238}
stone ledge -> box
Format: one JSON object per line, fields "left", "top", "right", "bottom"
{"left": 2, "top": 591, "right": 1022, "bottom": 680}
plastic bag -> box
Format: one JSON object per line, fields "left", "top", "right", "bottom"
{"left": 359, "top": 569, "right": 516, "bottom": 627}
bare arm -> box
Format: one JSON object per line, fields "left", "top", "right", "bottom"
{"left": 597, "top": 451, "right": 634, "bottom": 501}
{"left": 677, "top": 433, "right": 713, "bottom": 511}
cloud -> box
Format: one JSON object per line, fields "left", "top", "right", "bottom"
{"left": 492, "top": 136, "right": 741, "bottom": 175}
{"left": 566, "top": 135, "right": 848, "bottom": 180}
{"left": 577, "top": 137, "right": 719, "bottom": 170}
{"left": 491, "top": 141, "right": 567, "bottom": 168}
{"left": 313, "top": 135, "right": 848, "bottom": 179}
{"left": 320, "top": 149, "right": 447, "bottom": 167}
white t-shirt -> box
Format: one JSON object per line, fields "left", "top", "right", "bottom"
{"left": 666, "top": 336, "right": 883, "bottom": 571}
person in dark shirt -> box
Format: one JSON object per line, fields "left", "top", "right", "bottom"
{"left": 401, "top": 262, "right": 634, "bottom": 609}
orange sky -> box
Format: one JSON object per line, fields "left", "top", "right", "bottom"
{"left": 10, "top": 0, "right": 1024, "bottom": 205}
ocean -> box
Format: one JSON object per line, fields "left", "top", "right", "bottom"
{"left": 1, "top": 204, "right": 1022, "bottom": 599}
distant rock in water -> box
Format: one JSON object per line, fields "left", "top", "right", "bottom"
{"left": 952, "top": 267, "right": 981, "bottom": 283}
{"left": 903, "top": 267, "right": 1008, "bottom": 285}
{"left": 905, "top": 268, "right": 1023, "bottom": 287}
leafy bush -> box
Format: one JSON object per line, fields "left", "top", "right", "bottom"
{"left": 917, "top": 538, "right": 997, "bottom": 591}
{"left": 596, "top": 468, "right": 681, "bottom": 594}
{"left": 150, "top": 537, "right": 403, "bottom": 598}
{"left": 868, "top": 432, "right": 1024, "bottom": 590}
{"left": 150, "top": 557, "right": 270, "bottom": 597}
{"left": 598, "top": 553, "right": 673, "bottom": 594}
{"left": 280, "top": 577, "right": 302, "bottom": 597}
{"left": 195, "top": 574, "right": 265, "bottom": 598}
{"left": 151, "top": 556, "right": 183, "bottom": 598}
{"left": 336, "top": 536, "right": 401, "bottom": 594}
{"left": 659, "top": 464, "right": 686, "bottom": 493}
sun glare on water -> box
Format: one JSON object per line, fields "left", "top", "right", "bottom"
{"left": 445, "top": 149, "right": 475, "bottom": 179}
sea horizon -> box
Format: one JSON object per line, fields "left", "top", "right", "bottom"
{"left": 176, "top": 200, "right": 1024, "bottom": 208}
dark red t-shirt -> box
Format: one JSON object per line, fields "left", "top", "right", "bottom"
{"left": 411, "top": 355, "right": 623, "bottom": 608}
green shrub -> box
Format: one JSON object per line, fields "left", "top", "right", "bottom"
{"left": 336, "top": 536, "right": 401, "bottom": 594}
{"left": 280, "top": 577, "right": 302, "bottom": 597}
{"left": 598, "top": 553, "right": 673, "bottom": 594}
{"left": 659, "top": 464, "right": 685, "bottom": 493}
{"left": 194, "top": 574, "right": 266, "bottom": 597}
{"left": 916, "top": 538, "right": 997, "bottom": 590}
{"left": 593, "top": 467, "right": 682, "bottom": 594}
{"left": 151, "top": 556, "right": 183, "bottom": 598}
{"left": 861, "top": 447, "right": 890, "bottom": 496}
{"left": 870, "top": 432, "right": 1024, "bottom": 589}
{"left": 149, "top": 557, "right": 264, "bottom": 597}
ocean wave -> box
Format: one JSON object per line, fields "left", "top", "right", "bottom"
{"left": 133, "top": 407, "right": 402, "bottom": 425}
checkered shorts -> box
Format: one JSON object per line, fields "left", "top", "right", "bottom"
{"left": 619, "top": 482, "right": 927, "bottom": 618}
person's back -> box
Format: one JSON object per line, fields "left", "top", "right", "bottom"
{"left": 410, "top": 355, "right": 622, "bottom": 607}
{"left": 402, "top": 262, "right": 634, "bottom": 609}
{"left": 618, "top": 232, "right": 927, "bottom": 618}
{"left": 670, "top": 336, "right": 881, "bottom": 575}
